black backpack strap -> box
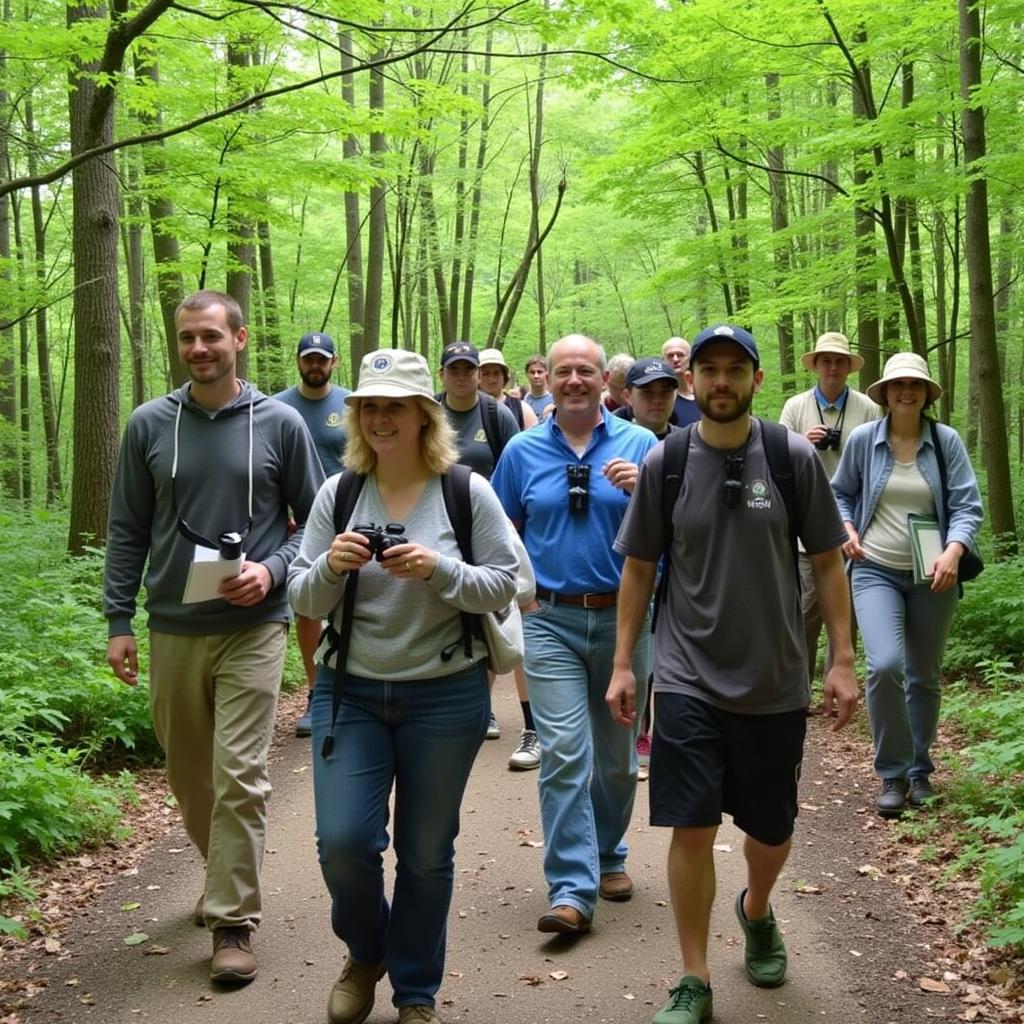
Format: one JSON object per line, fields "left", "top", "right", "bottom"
{"left": 928, "top": 419, "right": 950, "bottom": 517}
{"left": 759, "top": 418, "right": 800, "bottom": 587}
{"left": 321, "top": 470, "right": 367, "bottom": 758}
{"left": 478, "top": 392, "right": 506, "bottom": 466}
{"left": 505, "top": 394, "right": 525, "bottom": 430}
{"left": 439, "top": 464, "right": 478, "bottom": 661}
{"left": 652, "top": 424, "right": 693, "bottom": 632}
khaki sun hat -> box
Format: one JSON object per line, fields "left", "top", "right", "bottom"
{"left": 866, "top": 352, "right": 943, "bottom": 406}
{"left": 345, "top": 349, "right": 440, "bottom": 405}
{"left": 800, "top": 331, "right": 865, "bottom": 373}
{"left": 478, "top": 348, "right": 511, "bottom": 380}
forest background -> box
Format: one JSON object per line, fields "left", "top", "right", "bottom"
{"left": 0, "top": 0, "right": 1022, "bottom": 959}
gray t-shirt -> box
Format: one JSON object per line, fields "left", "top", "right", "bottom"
{"left": 614, "top": 420, "right": 846, "bottom": 714}
{"left": 272, "top": 385, "right": 351, "bottom": 476}
{"left": 442, "top": 395, "right": 520, "bottom": 479}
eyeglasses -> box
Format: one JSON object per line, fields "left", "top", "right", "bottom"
{"left": 722, "top": 454, "right": 744, "bottom": 508}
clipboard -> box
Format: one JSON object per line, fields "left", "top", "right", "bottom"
{"left": 182, "top": 545, "right": 244, "bottom": 603}
{"left": 908, "top": 514, "right": 943, "bottom": 585}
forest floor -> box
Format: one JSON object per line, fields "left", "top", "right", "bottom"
{"left": 1, "top": 686, "right": 1022, "bottom": 1024}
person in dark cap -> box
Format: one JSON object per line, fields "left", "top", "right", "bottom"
{"left": 614, "top": 357, "right": 682, "bottom": 439}
{"left": 609, "top": 323, "right": 858, "bottom": 1023}
{"left": 274, "top": 332, "right": 352, "bottom": 736}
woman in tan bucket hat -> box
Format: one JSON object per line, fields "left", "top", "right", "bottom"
{"left": 831, "top": 352, "right": 982, "bottom": 820}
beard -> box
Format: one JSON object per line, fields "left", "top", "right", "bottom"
{"left": 695, "top": 385, "right": 755, "bottom": 423}
{"left": 299, "top": 365, "right": 332, "bottom": 388}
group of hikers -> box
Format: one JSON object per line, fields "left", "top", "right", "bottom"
{"left": 102, "top": 290, "right": 983, "bottom": 1024}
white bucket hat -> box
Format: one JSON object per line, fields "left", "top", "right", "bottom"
{"left": 345, "top": 349, "right": 440, "bottom": 405}
{"left": 478, "top": 348, "right": 511, "bottom": 380}
{"left": 800, "top": 331, "right": 864, "bottom": 372}
{"left": 866, "top": 352, "right": 942, "bottom": 406}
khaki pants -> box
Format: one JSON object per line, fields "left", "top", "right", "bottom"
{"left": 149, "top": 623, "right": 286, "bottom": 929}
{"left": 798, "top": 553, "right": 857, "bottom": 685}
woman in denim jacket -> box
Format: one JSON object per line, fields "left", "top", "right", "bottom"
{"left": 831, "top": 353, "right": 982, "bottom": 820}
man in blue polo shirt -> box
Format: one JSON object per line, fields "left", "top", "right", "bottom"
{"left": 491, "top": 333, "right": 657, "bottom": 936}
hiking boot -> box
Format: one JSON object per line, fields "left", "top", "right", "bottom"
{"left": 398, "top": 1006, "right": 441, "bottom": 1024}
{"left": 295, "top": 690, "right": 313, "bottom": 738}
{"left": 652, "top": 975, "right": 713, "bottom": 1024}
{"left": 908, "top": 776, "right": 938, "bottom": 808}
{"left": 537, "top": 905, "right": 591, "bottom": 934}
{"left": 210, "top": 926, "right": 257, "bottom": 984}
{"left": 734, "top": 889, "right": 787, "bottom": 988}
{"left": 486, "top": 712, "right": 500, "bottom": 739}
{"left": 328, "top": 957, "right": 386, "bottom": 1024}
{"left": 508, "top": 729, "right": 540, "bottom": 770}
{"left": 876, "top": 778, "right": 909, "bottom": 819}
{"left": 599, "top": 871, "right": 634, "bottom": 901}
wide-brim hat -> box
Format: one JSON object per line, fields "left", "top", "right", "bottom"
{"left": 478, "top": 348, "right": 511, "bottom": 379}
{"left": 345, "top": 349, "right": 440, "bottom": 405}
{"left": 866, "top": 352, "right": 942, "bottom": 406}
{"left": 800, "top": 331, "right": 864, "bottom": 372}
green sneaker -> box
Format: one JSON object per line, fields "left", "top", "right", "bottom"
{"left": 734, "top": 889, "right": 787, "bottom": 987}
{"left": 652, "top": 976, "right": 713, "bottom": 1024}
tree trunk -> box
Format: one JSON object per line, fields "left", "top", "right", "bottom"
{"left": 256, "top": 215, "right": 284, "bottom": 394}
{"left": 120, "top": 154, "right": 146, "bottom": 409}
{"left": 339, "top": 32, "right": 365, "bottom": 368}
{"left": 765, "top": 73, "right": 795, "bottom": 395}
{"left": 958, "top": 0, "right": 1017, "bottom": 555}
{"left": 67, "top": 0, "right": 122, "bottom": 552}
{"left": 362, "top": 58, "right": 387, "bottom": 355}
{"left": 0, "top": 29, "right": 19, "bottom": 499}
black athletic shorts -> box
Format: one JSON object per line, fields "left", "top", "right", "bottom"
{"left": 649, "top": 692, "right": 807, "bottom": 847}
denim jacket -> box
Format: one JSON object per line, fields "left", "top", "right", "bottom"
{"left": 830, "top": 416, "right": 983, "bottom": 553}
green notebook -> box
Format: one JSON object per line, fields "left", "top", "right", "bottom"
{"left": 908, "top": 514, "right": 943, "bottom": 585}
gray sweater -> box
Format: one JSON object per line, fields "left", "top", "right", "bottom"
{"left": 288, "top": 472, "right": 518, "bottom": 681}
{"left": 104, "top": 381, "right": 324, "bottom": 637}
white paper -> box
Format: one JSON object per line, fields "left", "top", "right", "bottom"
{"left": 182, "top": 545, "right": 244, "bottom": 604}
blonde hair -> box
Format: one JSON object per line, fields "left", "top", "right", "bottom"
{"left": 342, "top": 397, "right": 460, "bottom": 475}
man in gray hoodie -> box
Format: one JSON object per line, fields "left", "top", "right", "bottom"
{"left": 104, "top": 290, "right": 323, "bottom": 985}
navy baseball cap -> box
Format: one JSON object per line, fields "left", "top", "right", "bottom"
{"left": 626, "top": 357, "right": 678, "bottom": 389}
{"left": 689, "top": 324, "right": 759, "bottom": 369}
{"left": 297, "top": 332, "right": 335, "bottom": 358}
{"left": 440, "top": 341, "right": 480, "bottom": 368}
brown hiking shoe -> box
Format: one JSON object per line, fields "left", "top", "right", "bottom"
{"left": 328, "top": 957, "right": 386, "bottom": 1024}
{"left": 398, "top": 1006, "right": 440, "bottom": 1024}
{"left": 210, "top": 926, "right": 257, "bottom": 984}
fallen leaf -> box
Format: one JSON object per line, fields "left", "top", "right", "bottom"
{"left": 712, "top": 843, "right": 733, "bottom": 853}
{"left": 794, "top": 883, "right": 822, "bottom": 895}
{"left": 144, "top": 946, "right": 171, "bottom": 956}
{"left": 919, "top": 977, "right": 951, "bottom": 993}
{"left": 549, "top": 970, "right": 568, "bottom": 981}
{"left": 120, "top": 902, "right": 141, "bottom": 912}
{"left": 43, "top": 938, "right": 61, "bottom": 954}
{"left": 123, "top": 933, "right": 149, "bottom": 946}
{"left": 519, "top": 975, "right": 542, "bottom": 986}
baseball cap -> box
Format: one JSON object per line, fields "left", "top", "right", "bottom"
{"left": 345, "top": 349, "right": 440, "bottom": 405}
{"left": 297, "top": 332, "right": 335, "bottom": 358}
{"left": 689, "top": 324, "right": 759, "bottom": 369}
{"left": 440, "top": 341, "right": 480, "bottom": 368}
{"left": 626, "top": 357, "right": 678, "bottom": 389}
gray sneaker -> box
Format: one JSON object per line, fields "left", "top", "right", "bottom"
{"left": 652, "top": 976, "right": 713, "bottom": 1024}
{"left": 508, "top": 729, "right": 540, "bottom": 770}
{"left": 295, "top": 690, "right": 313, "bottom": 738}
{"left": 328, "top": 957, "right": 386, "bottom": 1024}
{"left": 485, "top": 712, "right": 500, "bottom": 739}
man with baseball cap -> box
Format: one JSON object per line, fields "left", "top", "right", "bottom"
{"left": 274, "top": 332, "right": 352, "bottom": 736}
{"left": 614, "top": 357, "right": 682, "bottom": 439}
{"left": 608, "top": 323, "right": 858, "bottom": 1023}
{"left": 779, "top": 332, "right": 879, "bottom": 686}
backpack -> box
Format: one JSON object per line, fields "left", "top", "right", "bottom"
{"left": 652, "top": 418, "right": 800, "bottom": 630}
{"left": 503, "top": 393, "right": 526, "bottom": 430}
{"left": 319, "top": 464, "right": 489, "bottom": 756}
{"left": 437, "top": 391, "right": 509, "bottom": 466}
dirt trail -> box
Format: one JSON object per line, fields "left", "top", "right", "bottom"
{"left": 4, "top": 684, "right": 971, "bottom": 1023}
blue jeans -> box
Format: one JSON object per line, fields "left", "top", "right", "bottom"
{"left": 523, "top": 600, "right": 651, "bottom": 918}
{"left": 851, "top": 561, "right": 958, "bottom": 782}
{"left": 311, "top": 662, "right": 489, "bottom": 1008}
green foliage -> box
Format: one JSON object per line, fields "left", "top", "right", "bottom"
{"left": 943, "top": 556, "right": 1024, "bottom": 671}
{"left": 940, "top": 660, "right": 1024, "bottom": 951}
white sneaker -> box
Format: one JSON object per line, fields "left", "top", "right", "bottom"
{"left": 486, "top": 712, "right": 501, "bottom": 740}
{"left": 508, "top": 729, "right": 540, "bottom": 770}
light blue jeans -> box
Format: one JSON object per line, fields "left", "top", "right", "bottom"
{"left": 311, "top": 662, "right": 489, "bottom": 1008}
{"left": 523, "top": 600, "right": 651, "bottom": 918}
{"left": 851, "top": 561, "right": 959, "bottom": 782}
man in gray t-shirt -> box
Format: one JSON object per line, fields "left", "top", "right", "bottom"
{"left": 607, "top": 324, "right": 858, "bottom": 1023}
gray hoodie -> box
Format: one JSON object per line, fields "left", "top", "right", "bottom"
{"left": 103, "top": 381, "right": 324, "bottom": 637}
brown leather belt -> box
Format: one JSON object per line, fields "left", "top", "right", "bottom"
{"left": 535, "top": 586, "right": 617, "bottom": 609}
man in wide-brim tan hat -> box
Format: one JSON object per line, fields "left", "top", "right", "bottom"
{"left": 866, "top": 352, "right": 943, "bottom": 407}
{"left": 780, "top": 331, "right": 879, "bottom": 686}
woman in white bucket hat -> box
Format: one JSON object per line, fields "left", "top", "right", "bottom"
{"left": 831, "top": 352, "right": 982, "bottom": 820}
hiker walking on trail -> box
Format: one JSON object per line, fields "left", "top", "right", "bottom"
{"left": 608, "top": 324, "right": 859, "bottom": 1024}
{"left": 831, "top": 352, "right": 982, "bottom": 820}
{"left": 103, "top": 290, "right": 324, "bottom": 985}
{"left": 287, "top": 348, "right": 517, "bottom": 1024}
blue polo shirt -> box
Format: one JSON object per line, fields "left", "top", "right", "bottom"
{"left": 492, "top": 408, "right": 657, "bottom": 593}
{"left": 814, "top": 385, "right": 849, "bottom": 412}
